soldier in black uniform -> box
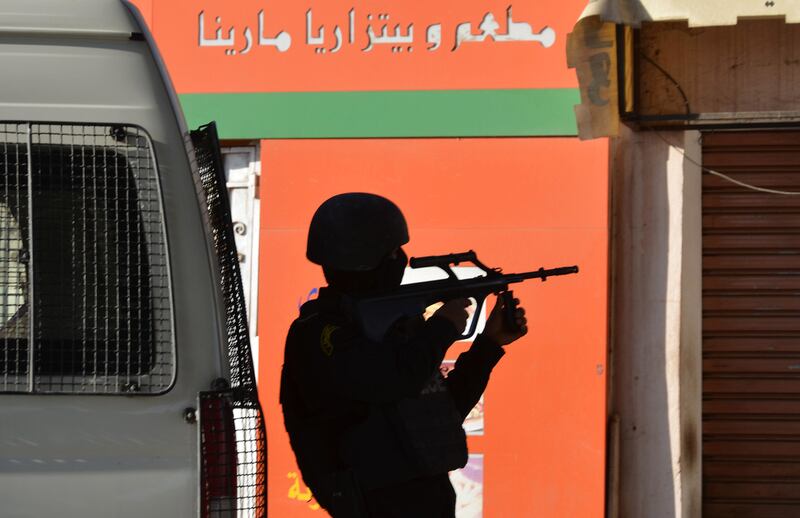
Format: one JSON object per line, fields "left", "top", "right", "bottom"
{"left": 280, "top": 193, "right": 528, "bottom": 517}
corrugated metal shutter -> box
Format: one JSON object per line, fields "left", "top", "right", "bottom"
{"left": 703, "top": 131, "right": 800, "bottom": 518}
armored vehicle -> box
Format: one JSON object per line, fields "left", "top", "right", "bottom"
{"left": 0, "top": 1, "right": 266, "bottom": 516}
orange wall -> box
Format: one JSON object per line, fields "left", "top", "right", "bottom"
{"left": 257, "top": 137, "right": 608, "bottom": 517}
{"left": 128, "top": 1, "right": 609, "bottom": 515}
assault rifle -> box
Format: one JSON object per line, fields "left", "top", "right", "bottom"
{"left": 351, "top": 250, "right": 579, "bottom": 341}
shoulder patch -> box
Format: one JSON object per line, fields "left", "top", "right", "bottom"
{"left": 320, "top": 324, "right": 340, "bottom": 356}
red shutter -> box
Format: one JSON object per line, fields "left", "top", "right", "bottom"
{"left": 703, "top": 131, "right": 800, "bottom": 517}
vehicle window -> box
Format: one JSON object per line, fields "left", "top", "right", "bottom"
{"left": 0, "top": 123, "right": 173, "bottom": 394}
{"left": 0, "top": 196, "right": 28, "bottom": 390}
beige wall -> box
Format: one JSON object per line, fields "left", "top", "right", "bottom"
{"left": 608, "top": 127, "right": 702, "bottom": 518}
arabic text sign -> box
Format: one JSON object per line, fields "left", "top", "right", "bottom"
{"left": 197, "top": 6, "right": 554, "bottom": 56}
{"left": 145, "top": 0, "right": 588, "bottom": 93}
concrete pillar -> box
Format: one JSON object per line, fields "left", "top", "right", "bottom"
{"left": 608, "top": 127, "right": 702, "bottom": 518}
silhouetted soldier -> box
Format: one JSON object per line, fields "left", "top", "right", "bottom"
{"left": 280, "top": 193, "right": 527, "bottom": 517}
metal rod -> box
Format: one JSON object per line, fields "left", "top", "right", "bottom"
{"left": 606, "top": 414, "right": 621, "bottom": 518}
{"left": 25, "top": 124, "right": 33, "bottom": 392}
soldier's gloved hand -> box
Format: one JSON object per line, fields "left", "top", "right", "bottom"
{"left": 482, "top": 295, "right": 528, "bottom": 346}
{"left": 432, "top": 298, "right": 471, "bottom": 334}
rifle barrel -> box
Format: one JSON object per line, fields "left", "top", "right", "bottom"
{"left": 514, "top": 265, "right": 579, "bottom": 281}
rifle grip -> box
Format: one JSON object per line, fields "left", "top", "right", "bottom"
{"left": 500, "top": 290, "right": 520, "bottom": 332}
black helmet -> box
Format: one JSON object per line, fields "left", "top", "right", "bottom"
{"left": 307, "top": 193, "right": 409, "bottom": 271}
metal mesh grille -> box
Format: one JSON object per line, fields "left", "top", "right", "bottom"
{"left": 0, "top": 124, "right": 29, "bottom": 391}
{"left": 190, "top": 122, "right": 266, "bottom": 517}
{"left": 199, "top": 392, "right": 267, "bottom": 517}
{"left": 0, "top": 123, "right": 173, "bottom": 394}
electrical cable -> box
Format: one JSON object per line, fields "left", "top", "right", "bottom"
{"left": 652, "top": 130, "right": 800, "bottom": 196}
{"left": 641, "top": 55, "right": 800, "bottom": 195}
{"left": 641, "top": 54, "right": 692, "bottom": 116}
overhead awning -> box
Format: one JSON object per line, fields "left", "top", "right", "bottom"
{"left": 567, "top": 0, "right": 800, "bottom": 139}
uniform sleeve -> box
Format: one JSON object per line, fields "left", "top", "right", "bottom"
{"left": 330, "top": 315, "right": 459, "bottom": 402}
{"left": 444, "top": 335, "right": 505, "bottom": 419}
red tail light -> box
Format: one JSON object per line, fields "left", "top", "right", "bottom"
{"left": 199, "top": 390, "right": 268, "bottom": 517}
{"left": 200, "top": 393, "right": 238, "bottom": 516}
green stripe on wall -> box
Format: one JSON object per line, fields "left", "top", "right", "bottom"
{"left": 178, "top": 89, "right": 579, "bottom": 139}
